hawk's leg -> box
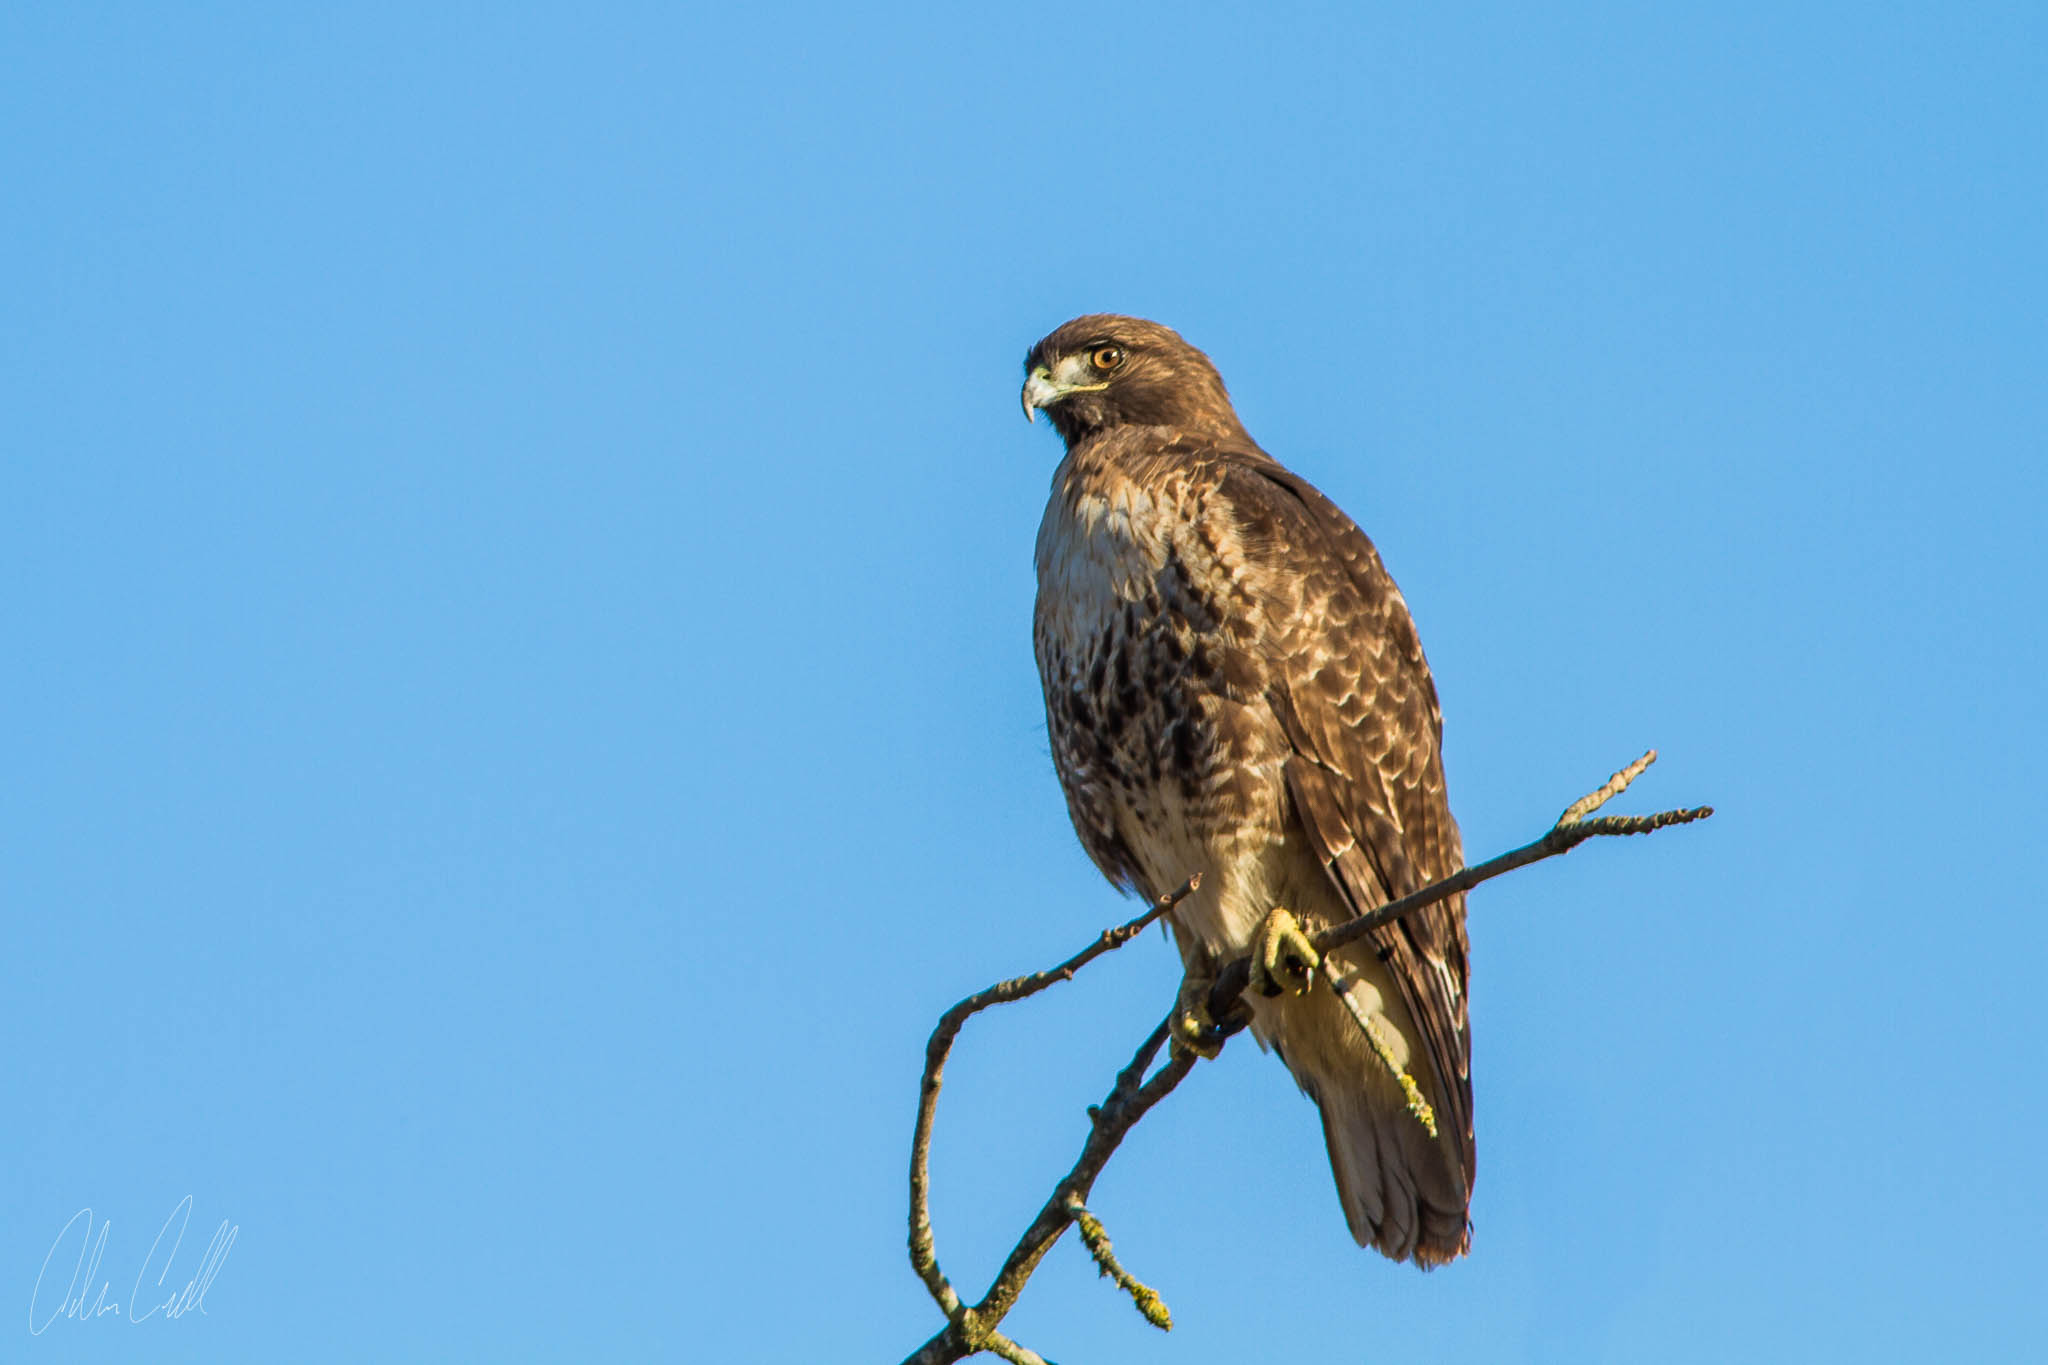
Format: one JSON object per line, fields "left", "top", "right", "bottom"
{"left": 1171, "top": 970, "right": 1226, "bottom": 1060}
{"left": 1170, "top": 939, "right": 1252, "bottom": 1060}
{"left": 1251, "top": 906, "right": 1321, "bottom": 998}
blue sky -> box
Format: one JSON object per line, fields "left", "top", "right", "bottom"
{"left": 5, "top": 4, "right": 2044, "bottom": 1361}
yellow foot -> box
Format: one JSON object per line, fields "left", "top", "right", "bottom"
{"left": 1251, "top": 906, "right": 1321, "bottom": 999}
{"left": 1170, "top": 973, "right": 1224, "bottom": 1060}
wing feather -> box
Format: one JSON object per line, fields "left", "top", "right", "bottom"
{"left": 1216, "top": 456, "right": 1476, "bottom": 1181}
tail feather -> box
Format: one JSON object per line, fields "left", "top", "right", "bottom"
{"left": 1261, "top": 963, "right": 1472, "bottom": 1266}
{"left": 1319, "top": 1077, "right": 1470, "bottom": 1265}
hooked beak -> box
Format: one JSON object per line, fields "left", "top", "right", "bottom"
{"left": 1022, "top": 356, "right": 1110, "bottom": 423}
{"left": 1022, "top": 366, "right": 1060, "bottom": 423}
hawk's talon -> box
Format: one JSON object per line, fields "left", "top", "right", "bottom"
{"left": 1170, "top": 974, "right": 1224, "bottom": 1060}
{"left": 1251, "top": 906, "right": 1321, "bottom": 999}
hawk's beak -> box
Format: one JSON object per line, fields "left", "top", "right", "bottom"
{"left": 1022, "top": 366, "right": 1060, "bottom": 423}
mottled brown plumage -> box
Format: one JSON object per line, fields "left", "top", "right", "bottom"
{"left": 1026, "top": 315, "right": 1473, "bottom": 1265}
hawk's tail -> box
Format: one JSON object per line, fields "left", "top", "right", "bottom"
{"left": 1270, "top": 970, "right": 1472, "bottom": 1266}
{"left": 1316, "top": 1072, "right": 1472, "bottom": 1267}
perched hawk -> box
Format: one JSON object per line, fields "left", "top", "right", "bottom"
{"left": 1024, "top": 315, "right": 1473, "bottom": 1265}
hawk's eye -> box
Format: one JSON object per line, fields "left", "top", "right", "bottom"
{"left": 1090, "top": 345, "right": 1126, "bottom": 373}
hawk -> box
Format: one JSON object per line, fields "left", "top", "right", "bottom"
{"left": 1024, "top": 315, "right": 1473, "bottom": 1265}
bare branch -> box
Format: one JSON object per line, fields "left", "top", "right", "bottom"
{"left": 978, "top": 1333, "right": 1049, "bottom": 1365}
{"left": 901, "top": 754, "right": 1710, "bottom": 1362}
{"left": 1323, "top": 953, "right": 1438, "bottom": 1136}
{"left": 900, "top": 1017, "right": 1196, "bottom": 1365}
{"left": 1204, "top": 750, "right": 1712, "bottom": 1027}
{"left": 1559, "top": 747, "right": 1658, "bottom": 823}
{"left": 976, "top": 1019, "right": 1193, "bottom": 1327}
{"left": 908, "top": 880, "right": 1200, "bottom": 1335}
{"left": 1065, "top": 1194, "right": 1173, "bottom": 1331}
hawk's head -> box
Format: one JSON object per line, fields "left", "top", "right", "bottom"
{"left": 1022, "top": 314, "right": 1249, "bottom": 449}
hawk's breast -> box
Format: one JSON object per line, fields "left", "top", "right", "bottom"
{"left": 1033, "top": 454, "right": 1294, "bottom": 947}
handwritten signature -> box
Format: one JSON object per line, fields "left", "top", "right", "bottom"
{"left": 28, "top": 1197, "right": 236, "bottom": 1334}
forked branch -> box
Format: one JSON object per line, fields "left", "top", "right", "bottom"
{"left": 901, "top": 751, "right": 1710, "bottom": 1364}
{"left": 908, "top": 877, "right": 1200, "bottom": 1319}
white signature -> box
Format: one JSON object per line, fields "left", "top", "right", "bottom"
{"left": 27, "top": 1197, "right": 236, "bottom": 1334}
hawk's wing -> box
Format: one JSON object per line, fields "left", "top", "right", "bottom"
{"left": 1216, "top": 454, "right": 1475, "bottom": 1181}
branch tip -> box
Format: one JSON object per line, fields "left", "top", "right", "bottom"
{"left": 1064, "top": 1196, "right": 1173, "bottom": 1332}
{"left": 1325, "top": 959, "right": 1438, "bottom": 1137}
{"left": 1559, "top": 749, "right": 1658, "bottom": 826}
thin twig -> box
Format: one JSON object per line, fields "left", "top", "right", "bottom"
{"left": 975, "top": 1019, "right": 1192, "bottom": 1328}
{"left": 909, "top": 879, "right": 1200, "bottom": 1330}
{"left": 1323, "top": 955, "right": 1438, "bottom": 1136}
{"left": 978, "top": 1333, "right": 1048, "bottom": 1365}
{"left": 901, "top": 1017, "right": 1196, "bottom": 1365}
{"left": 1204, "top": 750, "right": 1712, "bottom": 1026}
{"left": 1559, "top": 748, "right": 1658, "bottom": 824}
{"left": 1065, "top": 1194, "right": 1173, "bottom": 1331}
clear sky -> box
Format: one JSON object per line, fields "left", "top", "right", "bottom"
{"left": 5, "top": 4, "right": 2045, "bottom": 1362}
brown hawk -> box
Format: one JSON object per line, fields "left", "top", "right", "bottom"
{"left": 1024, "top": 315, "right": 1473, "bottom": 1266}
